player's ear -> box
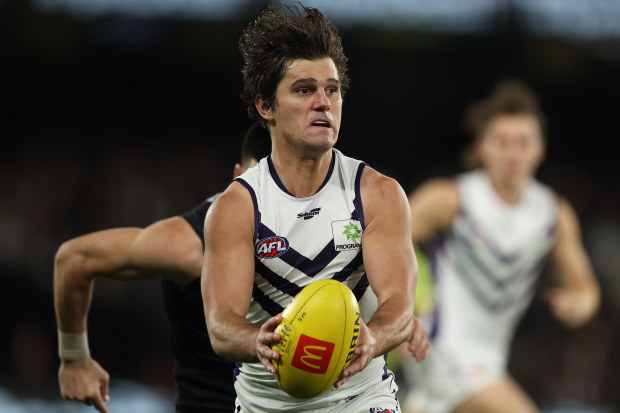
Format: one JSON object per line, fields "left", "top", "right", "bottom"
{"left": 534, "top": 140, "right": 546, "bottom": 168}
{"left": 256, "top": 95, "right": 274, "bottom": 120}
{"left": 233, "top": 163, "right": 244, "bottom": 179}
{"left": 472, "top": 136, "right": 485, "bottom": 163}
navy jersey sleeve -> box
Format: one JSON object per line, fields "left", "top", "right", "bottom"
{"left": 164, "top": 192, "right": 235, "bottom": 411}
{"left": 180, "top": 194, "right": 220, "bottom": 248}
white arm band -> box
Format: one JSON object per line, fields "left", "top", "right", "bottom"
{"left": 58, "top": 330, "right": 91, "bottom": 361}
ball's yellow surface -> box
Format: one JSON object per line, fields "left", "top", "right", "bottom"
{"left": 272, "top": 279, "right": 360, "bottom": 399}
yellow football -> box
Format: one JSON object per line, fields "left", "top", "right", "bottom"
{"left": 272, "top": 279, "right": 360, "bottom": 399}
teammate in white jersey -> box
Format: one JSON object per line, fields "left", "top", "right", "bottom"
{"left": 201, "top": 3, "right": 427, "bottom": 412}
{"left": 401, "top": 80, "right": 601, "bottom": 413}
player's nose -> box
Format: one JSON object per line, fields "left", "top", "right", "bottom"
{"left": 312, "top": 89, "right": 330, "bottom": 112}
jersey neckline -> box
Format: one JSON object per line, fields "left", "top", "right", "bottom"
{"left": 267, "top": 149, "right": 336, "bottom": 198}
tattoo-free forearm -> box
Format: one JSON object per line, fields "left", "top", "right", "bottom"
{"left": 54, "top": 241, "right": 95, "bottom": 333}
{"left": 366, "top": 293, "right": 414, "bottom": 357}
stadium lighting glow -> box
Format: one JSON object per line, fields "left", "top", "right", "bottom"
{"left": 31, "top": 0, "right": 620, "bottom": 40}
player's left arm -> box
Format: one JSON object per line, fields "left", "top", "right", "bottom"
{"left": 545, "top": 197, "right": 601, "bottom": 328}
{"left": 336, "top": 167, "right": 418, "bottom": 387}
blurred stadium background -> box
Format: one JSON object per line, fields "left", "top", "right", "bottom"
{"left": 2, "top": 0, "right": 619, "bottom": 411}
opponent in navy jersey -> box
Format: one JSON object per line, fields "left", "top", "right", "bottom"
{"left": 54, "top": 122, "right": 271, "bottom": 413}
{"left": 160, "top": 195, "right": 236, "bottom": 411}
{"left": 401, "top": 80, "right": 600, "bottom": 413}
{"left": 202, "top": 5, "right": 424, "bottom": 412}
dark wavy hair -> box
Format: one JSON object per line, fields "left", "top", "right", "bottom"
{"left": 463, "top": 79, "right": 547, "bottom": 140}
{"left": 239, "top": 3, "right": 350, "bottom": 124}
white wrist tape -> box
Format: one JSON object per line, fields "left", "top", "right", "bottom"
{"left": 58, "top": 330, "right": 91, "bottom": 361}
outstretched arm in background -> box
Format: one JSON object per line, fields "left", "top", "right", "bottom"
{"left": 54, "top": 217, "right": 203, "bottom": 413}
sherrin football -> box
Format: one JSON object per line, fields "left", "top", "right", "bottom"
{"left": 272, "top": 279, "right": 360, "bottom": 399}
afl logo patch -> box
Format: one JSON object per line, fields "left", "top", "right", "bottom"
{"left": 256, "top": 236, "right": 289, "bottom": 259}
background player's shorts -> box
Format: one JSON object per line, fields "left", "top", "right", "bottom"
{"left": 401, "top": 344, "right": 505, "bottom": 413}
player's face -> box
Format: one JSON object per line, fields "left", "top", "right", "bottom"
{"left": 267, "top": 57, "right": 342, "bottom": 157}
{"left": 477, "top": 114, "right": 545, "bottom": 186}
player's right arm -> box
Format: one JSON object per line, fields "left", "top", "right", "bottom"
{"left": 544, "top": 197, "right": 601, "bottom": 328}
{"left": 403, "top": 178, "right": 460, "bottom": 356}
{"left": 54, "top": 217, "right": 203, "bottom": 413}
{"left": 408, "top": 178, "right": 461, "bottom": 245}
{"left": 201, "top": 182, "right": 281, "bottom": 373}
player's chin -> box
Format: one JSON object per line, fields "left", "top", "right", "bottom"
{"left": 303, "top": 137, "right": 337, "bottom": 157}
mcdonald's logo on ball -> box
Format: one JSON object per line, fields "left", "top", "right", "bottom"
{"left": 272, "top": 279, "right": 360, "bottom": 399}
{"left": 291, "top": 334, "right": 335, "bottom": 374}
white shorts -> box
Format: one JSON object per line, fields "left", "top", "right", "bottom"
{"left": 401, "top": 344, "right": 505, "bottom": 413}
{"left": 234, "top": 371, "right": 401, "bottom": 413}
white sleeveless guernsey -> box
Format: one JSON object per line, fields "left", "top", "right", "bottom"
{"left": 404, "top": 170, "right": 558, "bottom": 413}
{"left": 233, "top": 149, "right": 398, "bottom": 412}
